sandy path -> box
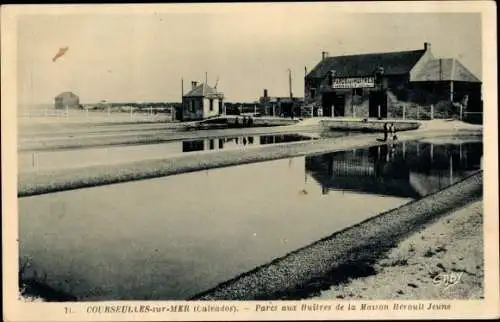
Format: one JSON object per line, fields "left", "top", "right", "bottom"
{"left": 313, "top": 200, "right": 484, "bottom": 300}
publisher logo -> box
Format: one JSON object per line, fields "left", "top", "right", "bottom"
{"left": 432, "top": 272, "right": 463, "bottom": 288}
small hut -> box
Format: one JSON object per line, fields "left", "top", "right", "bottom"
{"left": 181, "top": 82, "right": 224, "bottom": 121}
{"left": 54, "top": 91, "right": 80, "bottom": 109}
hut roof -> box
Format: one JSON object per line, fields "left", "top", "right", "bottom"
{"left": 184, "top": 83, "right": 222, "bottom": 97}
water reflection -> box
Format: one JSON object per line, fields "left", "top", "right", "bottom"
{"left": 18, "top": 139, "right": 483, "bottom": 301}
{"left": 181, "top": 134, "right": 312, "bottom": 153}
{"left": 305, "top": 140, "right": 483, "bottom": 198}
{"left": 19, "top": 133, "right": 316, "bottom": 173}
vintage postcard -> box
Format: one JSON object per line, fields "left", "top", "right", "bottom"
{"left": 2, "top": 2, "right": 499, "bottom": 321}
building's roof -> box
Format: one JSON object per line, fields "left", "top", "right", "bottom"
{"left": 184, "top": 83, "right": 222, "bottom": 97}
{"left": 55, "top": 91, "right": 78, "bottom": 99}
{"left": 306, "top": 49, "right": 426, "bottom": 79}
{"left": 412, "top": 58, "right": 481, "bottom": 83}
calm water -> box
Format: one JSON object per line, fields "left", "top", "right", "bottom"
{"left": 18, "top": 139, "right": 482, "bottom": 300}
{"left": 18, "top": 134, "right": 314, "bottom": 173}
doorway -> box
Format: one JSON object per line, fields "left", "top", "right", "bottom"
{"left": 369, "top": 91, "right": 388, "bottom": 118}
{"left": 322, "top": 92, "right": 345, "bottom": 117}
{"left": 332, "top": 94, "right": 345, "bottom": 117}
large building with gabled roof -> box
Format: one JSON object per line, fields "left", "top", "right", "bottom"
{"left": 304, "top": 43, "right": 482, "bottom": 119}
{"left": 181, "top": 81, "right": 224, "bottom": 121}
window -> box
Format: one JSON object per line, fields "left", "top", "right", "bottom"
{"left": 190, "top": 100, "right": 195, "bottom": 113}
{"left": 209, "top": 99, "right": 214, "bottom": 111}
{"left": 310, "top": 88, "right": 316, "bottom": 98}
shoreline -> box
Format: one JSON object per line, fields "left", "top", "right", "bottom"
{"left": 18, "top": 128, "right": 482, "bottom": 197}
{"left": 19, "top": 171, "right": 483, "bottom": 302}
{"left": 191, "top": 171, "right": 483, "bottom": 300}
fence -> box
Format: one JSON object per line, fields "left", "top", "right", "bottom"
{"left": 389, "top": 101, "right": 473, "bottom": 121}
{"left": 21, "top": 106, "right": 176, "bottom": 122}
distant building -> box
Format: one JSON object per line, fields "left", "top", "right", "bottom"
{"left": 304, "top": 43, "right": 482, "bottom": 118}
{"left": 181, "top": 82, "right": 224, "bottom": 121}
{"left": 54, "top": 91, "right": 80, "bottom": 109}
{"left": 258, "top": 89, "right": 304, "bottom": 117}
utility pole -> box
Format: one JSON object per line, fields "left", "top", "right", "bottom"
{"left": 288, "top": 68, "right": 293, "bottom": 99}
{"left": 179, "top": 78, "right": 184, "bottom": 121}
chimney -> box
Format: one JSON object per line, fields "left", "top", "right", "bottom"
{"left": 322, "top": 51, "right": 329, "bottom": 60}
{"left": 263, "top": 89, "right": 268, "bottom": 98}
{"left": 191, "top": 81, "right": 198, "bottom": 89}
{"left": 424, "top": 42, "right": 431, "bottom": 52}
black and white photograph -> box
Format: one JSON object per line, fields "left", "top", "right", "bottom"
{"left": 2, "top": 2, "right": 498, "bottom": 321}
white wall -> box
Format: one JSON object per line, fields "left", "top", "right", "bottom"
{"left": 203, "top": 97, "right": 220, "bottom": 118}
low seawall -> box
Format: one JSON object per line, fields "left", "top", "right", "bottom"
{"left": 191, "top": 171, "right": 483, "bottom": 300}
{"left": 321, "top": 119, "right": 421, "bottom": 132}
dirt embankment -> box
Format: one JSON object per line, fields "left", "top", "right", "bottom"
{"left": 191, "top": 171, "right": 483, "bottom": 300}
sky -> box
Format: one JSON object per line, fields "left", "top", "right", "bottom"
{"left": 16, "top": 4, "right": 483, "bottom": 104}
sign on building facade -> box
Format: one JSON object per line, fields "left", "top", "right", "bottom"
{"left": 332, "top": 77, "right": 375, "bottom": 89}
